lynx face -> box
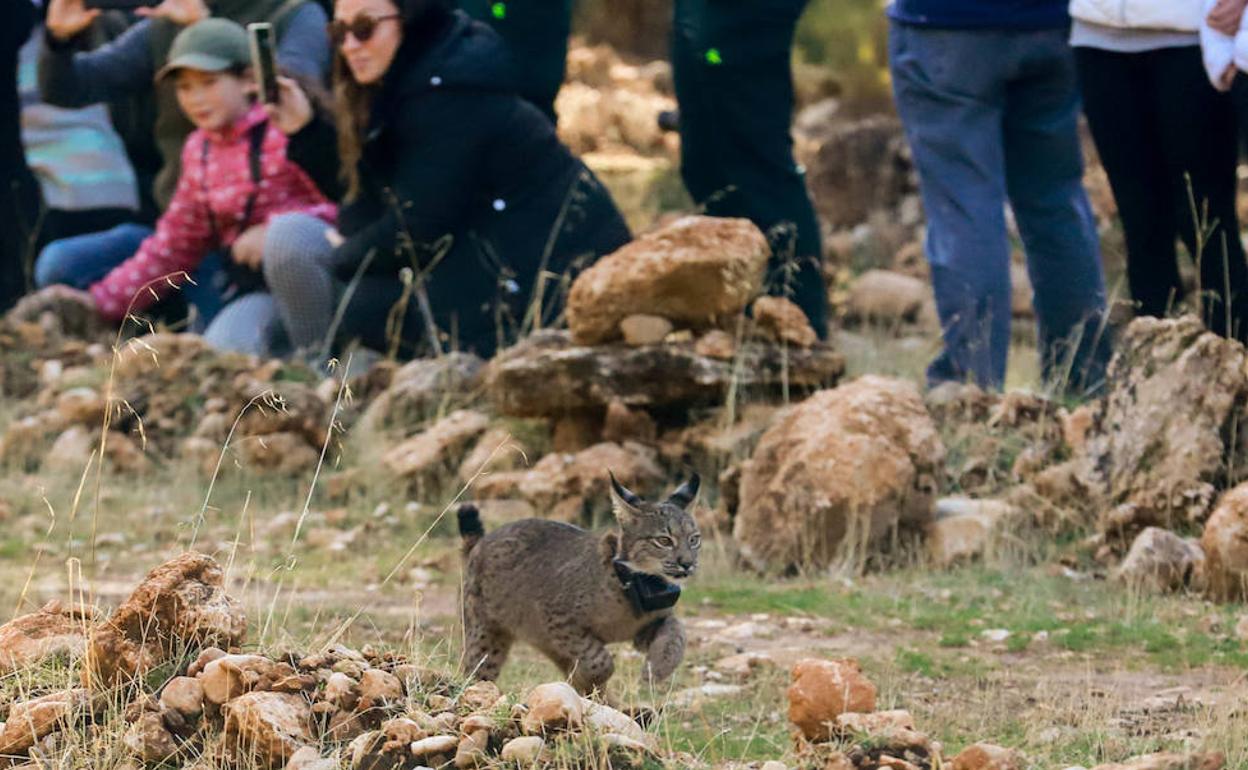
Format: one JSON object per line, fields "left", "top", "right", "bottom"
{"left": 610, "top": 474, "right": 702, "bottom": 580}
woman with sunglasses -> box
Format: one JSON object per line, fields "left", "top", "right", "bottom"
{"left": 260, "top": 0, "right": 631, "bottom": 362}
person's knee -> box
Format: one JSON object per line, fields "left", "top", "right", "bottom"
{"left": 262, "top": 214, "right": 321, "bottom": 285}
{"left": 34, "top": 241, "right": 74, "bottom": 288}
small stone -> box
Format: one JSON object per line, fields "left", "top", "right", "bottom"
{"left": 160, "top": 677, "right": 204, "bottom": 720}
{"left": 123, "top": 711, "right": 181, "bottom": 764}
{"left": 583, "top": 700, "right": 649, "bottom": 745}
{"left": 601, "top": 733, "right": 651, "bottom": 753}
{"left": 753, "top": 296, "right": 817, "bottom": 347}
{"left": 714, "top": 651, "right": 775, "bottom": 679}
{"left": 500, "top": 736, "right": 545, "bottom": 763}
{"left": 285, "top": 745, "right": 337, "bottom": 770}
{"left": 1235, "top": 615, "right": 1248, "bottom": 641}
{"left": 761, "top": 762, "right": 788, "bottom": 770}
{"left": 198, "top": 655, "right": 277, "bottom": 706}
{"left": 410, "top": 735, "right": 458, "bottom": 760}
{"left": 459, "top": 680, "right": 502, "bottom": 712}
{"left": 322, "top": 672, "right": 360, "bottom": 711}
{"left": 454, "top": 730, "right": 490, "bottom": 768}
{"left": 619, "top": 314, "right": 675, "bottom": 347}
{"left": 951, "top": 743, "right": 1024, "bottom": 770}
{"left": 694, "top": 329, "right": 736, "bottom": 360}
{"left": 787, "top": 658, "right": 878, "bottom": 742}
{"left": 221, "top": 692, "right": 314, "bottom": 769}
{"left": 521, "top": 682, "right": 584, "bottom": 735}
{"left": 356, "top": 669, "right": 402, "bottom": 711}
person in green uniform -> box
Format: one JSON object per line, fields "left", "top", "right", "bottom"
{"left": 457, "top": 0, "right": 572, "bottom": 124}
{"left": 671, "top": 0, "right": 826, "bottom": 338}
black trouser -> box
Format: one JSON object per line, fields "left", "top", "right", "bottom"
{"left": 672, "top": 0, "right": 827, "bottom": 338}
{"left": 458, "top": 0, "right": 572, "bottom": 125}
{"left": 1076, "top": 45, "right": 1248, "bottom": 341}
{"left": 0, "top": 165, "right": 39, "bottom": 313}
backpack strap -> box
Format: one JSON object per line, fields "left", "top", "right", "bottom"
{"left": 241, "top": 120, "right": 268, "bottom": 230}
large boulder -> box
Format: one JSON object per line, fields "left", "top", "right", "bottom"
{"left": 1114, "top": 527, "right": 1206, "bottom": 594}
{"left": 82, "top": 552, "right": 246, "bottom": 687}
{"left": 1078, "top": 316, "right": 1248, "bottom": 542}
{"left": 1202, "top": 483, "right": 1248, "bottom": 601}
{"left": 566, "top": 216, "right": 769, "bottom": 345}
{"left": 0, "top": 600, "right": 94, "bottom": 674}
{"left": 733, "top": 376, "right": 945, "bottom": 572}
{"left": 486, "top": 330, "right": 843, "bottom": 418}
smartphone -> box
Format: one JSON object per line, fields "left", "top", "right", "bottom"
{"left": 248, "top": 22, "right": 279, "bottom": 105}
{"left": 84, "top": 0, "right": 159, "bottom": 8}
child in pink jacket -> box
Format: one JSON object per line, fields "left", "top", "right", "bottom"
{"left": 31, "top": 17, "right": 335, "bottom": 355}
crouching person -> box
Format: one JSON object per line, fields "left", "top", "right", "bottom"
{"left": 261, "top": 0, "right": 631, "bottom": 362}
{"left": 23, "top": 19, "right": 336, "bottom": 355}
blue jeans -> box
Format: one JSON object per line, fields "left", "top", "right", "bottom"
{"left": 36, "top": 223, "right": 228, "bottom": 329}
{"left": 889, "top": 22, "right": 1110, "bottom": 393}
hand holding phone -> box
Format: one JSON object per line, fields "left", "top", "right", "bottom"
{"left": 83, "top": 0, "right": 159, "bottom": 9}
{"left": 249, "top": 22, "right": 279, "bottom": 106}
{"left": 48, "top": 0, "right": 101, "bottom": 41}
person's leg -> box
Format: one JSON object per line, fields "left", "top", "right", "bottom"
{"left": 262, "top": 213, "right": 339, "bottom": 356}
{"left": 202, "top": 292, "right": 287, "bottom": 358}
{"left": 36, "top": 208, "right": 136, "bottom": 254}
{"left": 672, "top": 0, "right": 723, "bottom": 206}
{"left": 888, "top": 22, "right": 1012, "bottom": 389}
{"left": 1152, "top": 46, "right": 1248, "bottom": 341}
{"left": 0, "top": 169, "right": 39, "bottom": 311}
{"left": 1003, "top": 32, "right": 1109, "bottom": 394}
{"left": 1075, "top": 47, "right": 1180, "bottom": 320}
{"left": 34, "top": 223, "right": 153, "bottom": 290}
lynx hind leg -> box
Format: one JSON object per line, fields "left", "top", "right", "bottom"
{"left": 462, "top": 603, "right": 513, "bottom": 681}
{"left": 635, "top": 616, "right": 686, "bottom": 684}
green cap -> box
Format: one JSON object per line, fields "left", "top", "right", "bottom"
{"left": 155, "top": 18, "right": 251, "bottom": 82}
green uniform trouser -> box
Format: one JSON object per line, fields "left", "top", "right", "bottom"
{"left": 672, "top": 0, "right": 827, "bottom": 337}
{"left": 459, "top": 0, "right": 573, "bottom": 124}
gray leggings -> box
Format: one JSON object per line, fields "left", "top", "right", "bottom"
{"left": 203, "top": 213, "right": 338, "bottom": 359}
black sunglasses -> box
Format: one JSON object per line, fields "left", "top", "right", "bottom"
{"left": 328, "top": 14, "right": 401, "bottom": 46}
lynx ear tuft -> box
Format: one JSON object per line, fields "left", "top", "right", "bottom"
{"left": 667, "top": 473, "right": 700, "bottom": 509}
{"left": 609, "top": 471, "right": 644, "bottom": 523}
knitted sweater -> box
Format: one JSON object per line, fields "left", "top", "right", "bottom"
{"left": 89, "top": 105, "right": 336, "bottom": 321}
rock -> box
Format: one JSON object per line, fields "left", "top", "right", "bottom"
{"left": 619, "top": 314, "right": 675, "bottom": 346}
{"left": 600, "top": 732, "right": 652, "bottom": 754}
{"left": 1202, "top": 484, "right": 1248, "bottom": 601}
{"left": 83, "top": 552, "right": 246, "bottom": 687}
{"left": 457, "top": 427, "right": 526, "bottom": 484}
{"left": 521, "top": 682, "right": 584, "bottom": 735}
{"left": 474, "top": 442, "right": 664, "bottom": 524}
{"left": 501, "top": 736, "right": 545, "bottom": 764}
{"left": 695, "top": 329, "right": 736, "bottom": 360}
{"left": 221, "top": 692, "right": 313, "bottom": 770}
{"left": 356, "top": 669, "right": 403, "bottom": 712}
{"left": 161, "top": 676, "right": 205, "bottom": 719}
{"left": 1078, "top": 316, "right": 1248, "bottom": 542}
{"left": 459, "top": 681, "right": 502, "bottom": 712}
{"left": 835, "top": 711, "right": 929, "bottom": 753}
{"left": 199, "top": 654, "right": 279, "bottom": 706}
{"left": 951, "top": 744, "right": 1023, "bottom": 770}
{"left": 454, "top": 730, "right": 490, "bottom": 768}
{"left": 926, "top": 498, "right": 1017, "bottom": 567}
{"left": 1236, "top": 615, "right": 1248, "bottom": 640}
{"left": 583, "top": 700, "right": 650, "bottom": 745}
{"left": 602, "top": 400, "right": 657, "bottom": 444}
{"left": 761, "top": 763, "right": 788, "bottom": 770}
{"left": 380, "top": 717, "right": 426, "bottom": 747}
{"left": 1115, "top": 527, "right": 1206, "bottom": 593}
{"left": 55, "top": 386, "right": 106, "bottom": 425}
{"left": 44, "top": 425, "right": 95, "bottom": 474}
{"left": 286, "top": 745, "right": 337, "bottom": 770}
{"left": 123, "top": 711, "right": 181, "bottom": 764}
{"left": 382, "top": 410, "right": 490, "bottom": 494}
{"left": 0, "top": 600, "right": 93, "bottom": 674}
{"left": 734, "top": 376, "right": 944, "bottom": 572}
{"left": 714, "top": 651, "right": 776, "bottom": 679}
{"left": 486, "top": 330, "right": 843, "bottom": 418}
{"left": 787, "top": 659, "right": 878, "bottom": 742}
{"left": 552, "top": 412, "right": 602, "bottom": 453}
{"left": 410, "top": 735, "right": 459, "bottom": 762}
{"left": 238, "top": 431, "right": 321, "bottom": 475}
{"left": 844, "top": 270, "right": 929, "bottom": 324}
{"left": 323, "top": 672, "right": 361, "bottom": 711}
{"left": 566, "top": 216, "right": 769, "bottom": 345}
{"left": 1088, "top": 753, "right": 1224, "bottom": 770}
{"left": 753, "top": 296, "right": 818, "bottom": 347}
{"left": 802, "top": 116, "right": 912, "bottom": 229}
{"left": 0, "top": 689, "right": 89, "bottom": 757}
{"left": 1063, "top": 405, "right": 1095, "bottom": 453}
{"left": 358, "top": 353, "right": 485, "bottom": 434}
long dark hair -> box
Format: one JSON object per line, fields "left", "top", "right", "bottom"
{"left": 332, "top": 0, "right": 450, "bottom": 201}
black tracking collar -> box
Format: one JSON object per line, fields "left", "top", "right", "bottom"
{"left": 613, "top": 560, "right": 682, "bottom": 614}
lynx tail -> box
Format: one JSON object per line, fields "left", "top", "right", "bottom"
{"left": 458, "top": 504, "right": 485, "bottom": 555}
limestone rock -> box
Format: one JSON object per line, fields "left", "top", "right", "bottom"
{"left": 473, "top": 442, "right": 664, "bottom": 523}
{"left": 734, "top": 377, "right": 944, "bottom": 572}
{"left": 0, "top": 600, "right": 93, "bottom": 675}
{"left": 238, "top": 431, "right": 320, "bottom": 475}
{"left": 567, "top": 216, "right": 769, "bottom": 345}
{"left": 359, "top": 353, "right": 485, "bottom": 433}
{"left": 487, "top": 330, "right": 843, "bottom": 418}
{"left": 695, "top": 329, "right": 736, "bottom": 360}
{"left": 83, "top": 552, "right": 246, "bottom": 687}
{"left": 286, "top": 745, "right": 337, "bottom": 770}
{"left": 753, "top": 296, "right": 818, "bottom": 347}
{"left": 123, "top": 711, "right": 182, "bottom": 764}
{"left": 501, "top": 736, "right": 545, "bottom": 764}
{"left": 844, "top": 270, "right": 929, "bottom": 325}
{"left": 834, "top": 711, "right": 929, "bottom": 753}
{"left": 221, "top": 692, "right": 313, "bottom": 769}
{"left": 951, "top": 744, "right": 1023, "bottom": 770}
{"left": 1089, "top": 754, "right": 1224, "bottom": 770}
{"left": 583, "top": 699, "right": 650, "bottom": 745}
{"left": 410, "top": 735, "right": 458, "bottom": 762}
{"left": 926, "top": 498, "right": 1017, "bottom": 567}
{"left": 787, "top": 659, "right": 877, "bottom": 742}
{"left": 382, "top": 410, "right": 490, "bottom": 494}
{"left": 454, "top": 729, "right": 490, "bottom": 768}
{"left": 0, "top": 689, "right": 89, "bottom": 757}
{"left": 802, "top": 116, "right": 913, "bottom": 229}
{"left": 1202, "top": 484, "right": 1248, "bottom": 601}
{"left": 199, "top": 655, "right": 280, "bottom": 706}
{"left": 1078, "top": 316, "right": 1248, "bottom": 542}
{"left": 459, "top": 681, "right": 502, "bottom": 712}
{"left": 160, "top": 676, "right": 205, "bottom": 719}
{"left": 356, "top": 669, "right": 403, "bottom": 712}
{"left": 619, "top": 314, "right": 674, "bottom": 346}
{"left": 457, "top": 428, "right": 527, "bottom": 484}
{"left": 1115, "top": 527, "right": 1206, "bottom": 593}
{"left": 602, "top": 400, "right": 657, "bottom": 444}
{"left": 521, "top": 682, "right": 584, "bottom": 735}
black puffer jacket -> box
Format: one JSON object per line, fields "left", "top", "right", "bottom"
{"left": 288, "top": 8, "right": 631, "bottom": 351}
